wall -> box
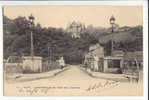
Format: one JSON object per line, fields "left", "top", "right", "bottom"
{"left": 103, "top": 57, "right": 123, "bottom": 73}
{"left": 42, "top": 60, "right": 60, "bottom": 72}
{"left": 4, "top": 63, "right": 23, "bottom": 74}
{"left": 22, "top": 56, "right": 42, "bottom": 73}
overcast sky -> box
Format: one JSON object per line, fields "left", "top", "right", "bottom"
{"left": 3, "top": 6, "right": 143, "bottom": 28}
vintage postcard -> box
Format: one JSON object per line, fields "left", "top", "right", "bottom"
{"left": 3, "top": 5, "right": 144, "bottom": 96}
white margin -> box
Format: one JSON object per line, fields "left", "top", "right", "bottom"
{"left": 0, "top": 1, "right": 148, "bottom": 100}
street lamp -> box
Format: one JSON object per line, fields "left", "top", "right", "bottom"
{"left": 29, "top": 14, "right": 35, "bottom": 58}
{"left": 110, "top": 15, "right": 115, "bottom": 56}
{"left": 110, "top": 15, "right": 115, "bottom": 33}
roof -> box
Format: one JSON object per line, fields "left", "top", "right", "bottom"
{"left": 89, "top": 43, "right": 103, "bottom": 52}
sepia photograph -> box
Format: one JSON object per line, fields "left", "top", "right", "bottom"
{"left": 3, "top": 5, "right": 144, "bottom": 96}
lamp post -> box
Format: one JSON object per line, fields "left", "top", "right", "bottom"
{"left": 29, "top": 14, "right": 35, "bottom": 58}
{"left": 110, "top": 15, "right": 115, "bottom": 56}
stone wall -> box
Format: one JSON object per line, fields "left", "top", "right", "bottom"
{"left": 22, "top": 56, "right": 42, "bottom": 73}
{"left": 4, "top": 63, "right": 23, "bottom": 74}
{"left": 103, "top": 56, "right": 123, "bottom": 73}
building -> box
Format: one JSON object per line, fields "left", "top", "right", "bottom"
{"left": 66, "top": 21, "right": 85, "bottom": 38}
{"left": 84, "top": 43, "right": 104, "bottom": 71}
{"left": 84, "top": 43, "right": 125, "bottom": 73}
{"left": 88, "top": 43, "right": 104, "bottom": 57}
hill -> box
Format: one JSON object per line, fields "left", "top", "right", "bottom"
{"left": 3, "top": 15, "right": 143, "bottom": 64}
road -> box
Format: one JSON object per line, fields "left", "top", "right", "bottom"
{"left": 4, "top": 65, "right": 143, "bottom": 96}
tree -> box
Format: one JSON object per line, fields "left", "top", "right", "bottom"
{"left": 3, "top": 15, "right": 143, "bottom": 64}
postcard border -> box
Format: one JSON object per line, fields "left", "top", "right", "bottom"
{"left": 0, "top": 1, "right": 148, "bottom": 100}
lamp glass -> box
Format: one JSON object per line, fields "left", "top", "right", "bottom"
{"left": 110, "top": 20, "right": 115, "bottom": 24}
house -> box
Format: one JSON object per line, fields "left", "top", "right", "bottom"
{"left": 88, "top": 43, "right": 104, "bottom": 57}
{"left": 66, "top": 21, "right": 85, "bottom": 38}
{"left": 84, "top": 43, "right": 104, "bottom": 71}
{"left": 84, "top": 43, "right": 125, "bottom": 73}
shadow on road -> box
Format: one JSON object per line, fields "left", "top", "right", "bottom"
{"left": 6, "top": 67, "right": 70, "bottom": 83}
{"left": 79, "top": 67, "right": 129, "bottom": 82}
{"left": 54, "top": 67, "right": 70, "bottom": 76}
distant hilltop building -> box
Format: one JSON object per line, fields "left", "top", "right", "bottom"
{"left": 66, "top": 21, "right": 86, "bottom": 38}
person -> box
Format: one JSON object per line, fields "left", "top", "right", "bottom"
{"left": 84, "top": 57, "right": 88, "bottom": 70}
{"left": 93, "top": 55, "right": 99, "bottom": 71}
{"left": 90, "top": 53, "right": 94, "bottom": 71}
{"left": 59, "top": 56, "right": 65, "bottom": 70}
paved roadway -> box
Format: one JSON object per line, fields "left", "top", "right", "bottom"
{"left": 4, "top": 65, "right": 142, "bottom": 96}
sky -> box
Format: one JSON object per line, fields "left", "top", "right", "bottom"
{"left": 3, "top": 6, "right": 143, "bottom": 28}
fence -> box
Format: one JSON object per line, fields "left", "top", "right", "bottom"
{"left": 4, "top": 62, "right": 23, "bottom": 74}
{"left": 4, "top": 57, "right": 62, "bottom": 74}
{"left": 42, "top": 58, "right": 61, "bottom": 72}
{"left": 4, "top": 56, "right": 23, "bottom": 74}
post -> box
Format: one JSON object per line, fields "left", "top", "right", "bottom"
{"left": 31, "top": 31, "right": 34, "bottom": 57}
{"left": 48, "top": 46, "right": 51, "bottom": 64}
{"left": 48, "top": 47, "right": 49, "bottom": 58}
{"left": 31, "top": 30, "right": 34, "bottom": 71}
{"left": 50, "top": 47, "right": 52, "bottom": 63}
{"left": 29, "top": 14, "right": 35, "bottom": 71}
{"left": 103, "top": 59, "right": 108, "bottom": 72}
{"left": 110, "top": 15, "right": 115, "bottom": 56}
{"left": 134, "top": 58, "right": 140, "bottom": 83}
{"left": 111, "top": 24, "right": 114, "bottom": 55}
{"left": 48, "top": 47, "right": 50, "bottom": 65}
